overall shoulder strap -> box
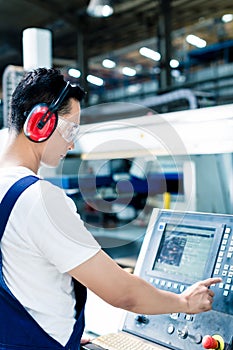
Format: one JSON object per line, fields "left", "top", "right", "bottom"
{"left": 0, "top": 175, "right": 39, "bottom": 240}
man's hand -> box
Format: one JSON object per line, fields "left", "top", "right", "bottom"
{"left": 80, "top": 336, "right": 91, "bottom": 345}
{"left": 180, "top": 277, "right": 222, "bottom": 314}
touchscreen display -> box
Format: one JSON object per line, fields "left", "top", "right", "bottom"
{"left": 152, "top": 223, "right": 215, "bottom": 283}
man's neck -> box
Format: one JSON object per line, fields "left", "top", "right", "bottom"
{"left": 0, "top": 132, "right": 40, "bottom": 174}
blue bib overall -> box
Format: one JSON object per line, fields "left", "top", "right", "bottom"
{"left": 0, "top": 176, "right": 87, "bottom": 350}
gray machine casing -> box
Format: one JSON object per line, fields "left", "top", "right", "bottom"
{"left": 122, "top": 209, "right": 233, "bottom": 350}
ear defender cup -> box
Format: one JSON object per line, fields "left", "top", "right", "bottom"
{"left": 23, "top": 103, "right": 58, "bottom": 143}
{"left": 23, "top": 81, "right": 71, "bottom": 143}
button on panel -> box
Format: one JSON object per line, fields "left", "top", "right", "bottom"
{"left": 167, "top": 324, "right": 175, "bottom": 334}
{"left": 170, "top": 313, "right": 180, "bottom": 320}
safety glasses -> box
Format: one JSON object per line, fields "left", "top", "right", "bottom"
{"left": 57, "top": 116, "right": 80, "bottom": 143}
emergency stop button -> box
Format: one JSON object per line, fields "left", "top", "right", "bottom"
{"left": 202, "top": 335, "right": 219, "bottom": 349}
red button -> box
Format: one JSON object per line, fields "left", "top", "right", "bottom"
{"left": 202, "top": 335, "right": 219, "bottom": 349}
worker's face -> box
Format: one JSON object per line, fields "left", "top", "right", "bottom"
{"left": 41, "top": 98, "right": 81, "bottom": 168}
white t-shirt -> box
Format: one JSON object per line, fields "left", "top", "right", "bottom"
{"left": 0, "top": 166, "right": 101, "bottom": 346}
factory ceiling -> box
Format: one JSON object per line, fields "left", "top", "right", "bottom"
{"left": 0, "top": 0, "right": 233, "bottom": 94}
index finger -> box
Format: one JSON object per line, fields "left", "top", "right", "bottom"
{"left": 202, "top": 277, "right": 222, "bottom": 286}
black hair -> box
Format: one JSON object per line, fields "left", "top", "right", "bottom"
{"left": 9, "top": 67, "right": 85, "bottom": 133}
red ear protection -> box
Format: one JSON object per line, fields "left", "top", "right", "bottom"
{"left": 23, "top": 82, "right": 71, "bottom": 142}
{"left": 24, "top": 104, "right": 58, "bottom": 142}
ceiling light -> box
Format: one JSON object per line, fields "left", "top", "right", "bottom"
{"left": 186, "top": 34, "right": 206, "bottom": 48}
{"left": 102, "top": 59, "right": 116, "bottom": 68}
{"left": 87, "top": 74, "right": 104, "bottom": 86}
{"left": 170, "top": 59, "right": 179, "bottom": 68}
{"left": 68, "top": 68, "right": 81, "bottom": 78}
{"left": 122, "top": 67, "right": 137, "bottom": 77}
{"left": 139, "top": 47, "right": 161, "bottom": 61}
{"left": 171, "top": 70, "right": 180, "bottom": 78}
{"left": 222, "top": 14, "right": 233, "bottom": 23}
{"left": 87, "top": 0, "right": 113, "bottom": 18}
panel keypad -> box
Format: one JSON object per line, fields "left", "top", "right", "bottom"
{"left": 213, "top": 227, "right": 233, "bottom": 300}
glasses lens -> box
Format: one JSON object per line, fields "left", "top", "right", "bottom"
{"left": 57, "top": 117, "right": 80, "bottom": 143}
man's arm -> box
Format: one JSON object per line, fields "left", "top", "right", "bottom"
{"left": 69, "top": 249, "right": 221, "bottom": 315}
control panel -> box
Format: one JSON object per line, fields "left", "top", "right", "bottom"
{"left": 122, "top": 209, "right": 233, "bottom": 350}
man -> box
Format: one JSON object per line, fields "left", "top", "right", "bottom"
{"left": 0, "top": 68, "right": 221, "bottom": 349}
